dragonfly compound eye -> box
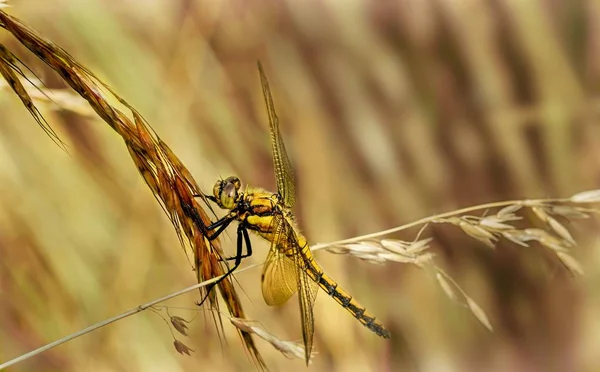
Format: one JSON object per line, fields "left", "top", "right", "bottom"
{"left": 212, "top": 181, "right": 223, "bottom": 205}
{"left": 218, "top": 176, "right": 240, "bottom": 209}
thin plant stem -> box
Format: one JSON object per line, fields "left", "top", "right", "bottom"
{"left": 311, "top": 197, "right": 570, "bottom": 251}
{"left": 0, "top": 196, "right": 572, "bottom": 370}
{"left": 0, "top": 263, "right": 262, "bottom": 370}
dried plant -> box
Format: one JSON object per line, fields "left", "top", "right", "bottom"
{"left": 0, "top": 8, "right": 265, "bottom": 369}
{"left": 3, "top": 189, "right": 598, "bottom": 370}
{"left": 0, "top": 76, "right": 93, "bottom": 117}
{"left": 1, "top": 4, "right": 600, "bottom": 372}
{"left": 170, "top": 315, "right": 191, "bottom": 337}
{"left": 173, "top": 340, "right": 195, "bottom": 356}
{"left": 327, "top": 236, "right": 495, "bottom": 329}
{"left": 230, "top": 317, "right": 318, "bottom": 363}
{"left": 315, "top": 193, "right": 598, "bottom": 330}
{"left": 327, "top": 237, "right": 435, "bottom": 265}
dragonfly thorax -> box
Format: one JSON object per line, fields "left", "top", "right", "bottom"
{"left": 212, "top": 176, "right": 242, "bottom": 210}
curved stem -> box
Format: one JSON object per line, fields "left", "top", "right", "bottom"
{"left": 311, "top": 197, "right": 569, "bottom": 251}
{"left": 0, "top": 263, "right": 262, "bottom": 371}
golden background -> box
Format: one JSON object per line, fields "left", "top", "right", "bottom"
{"left": 1, "top": 0, "right": 600, "bottom": 371}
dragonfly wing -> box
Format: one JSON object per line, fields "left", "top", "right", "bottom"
{"left": 261, "top": 247, "right": 298, "bottom": 306}
{"left": 261, "top": 215, "right": 319, "bottom": 363}
{"left": 257, "top": 62, "right": 296, "bottom": 208}
{"left": 261, "top": 216, "right": 298, "bottom": 305}
{"left": 297, "top": 257, "right": 319, "bottom": 364}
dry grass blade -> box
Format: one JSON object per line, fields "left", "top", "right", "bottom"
{"left": 548, "top": 205, "right": 592, "bottom": 220}
{"left": 435, "top": 216, "right": 500, "bottom": 249}
{"left": 231, "top": 317, "right": 316, "bottom": 363}
{"left": 532, "top": 206, "right": 576, "bottom": 246}
{"left": 556, "top": 252, "right": 585, "bottom": 276}
{"left": 436, "top": 273, "right": 459, "bottom": 302}
{"left": 496, "top": 204, "right": 523, "bottom": 217}
{"left": 547, "top": 218, "right": 576, "bottom": 247}
{"left": 170, "top": 316, "right": 190, "bottom": 337}
{"left": 315, "top": 193, "right": 600, "bottom": 330}
{"left": 0, "top": 44, "right": 65, "bottom": 149}
{"left": 522, "top": 228, "right": 571, "bottom": 252}
{"left": 435, "top": 270, "right": 493, "bottom": 331}
{"left": 173, "top": 340, "right": 194, "bottom": 356}
{"left": 465, "top": 297, "right": 493, "bottom": 331}
{"left": 326, "top": 237, "right": 491, "bottom": 329}
{"left": 570, "top": 189, "right": 600, "bottom": 203}
{"left": 458, "top": 220, "right": 498, "bottom": 249}
{"left": 0, "top": 10, "right": 265, "bottom": 368}
{"left": 0, "top": 75, "right": 92, "bottom": 116}
{"left": 327, "top": 238, "right": 434, "bottom": 266}
{"left": 431, "top": 201, "right": 585, "bottom": 276}
{"left": 501, "top": 230, "right": 532, "bottom": 247}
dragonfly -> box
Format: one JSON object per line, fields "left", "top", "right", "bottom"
{"left": 203, "top": 62, "right": 391, "bottom": 364}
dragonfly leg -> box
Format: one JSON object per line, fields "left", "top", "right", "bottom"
{"left": 205, "top": 214, "right": 235, "bottom": 241}
{"left": 207, "top": 216, "right": 252, "bottom": 261}
{"left": 192, "top": 193, "right": 218, "bottom": 204}
{"left": 239, "top": 225, "right": 252, "bottom": 259}
{"left": 196, "top": 223, "right": 252, "bottom": 307}
{"left": 220, "top": 227, "right": 252, "bottom": 261}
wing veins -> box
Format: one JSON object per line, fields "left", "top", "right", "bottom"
{"left": 261, "top": 216, "right": 298, "bottom": 305}
{"left": 260, "top": 214, "right": 318, "bottom": 364}
{"left": 257, "top": 62, "right": 296, "bottom": 208}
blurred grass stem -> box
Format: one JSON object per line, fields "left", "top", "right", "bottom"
{"left": 0, "top": 263, "right": 263, "bottom": 371}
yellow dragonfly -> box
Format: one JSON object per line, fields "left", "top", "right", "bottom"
{"left": 204, "top": 62, "right": 391, "bottom": 364}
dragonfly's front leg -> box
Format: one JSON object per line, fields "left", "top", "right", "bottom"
{"left": 218, "top": 222, "right": 253, "bottom": 261}
{"left": 197, "top": 223, "right": 253, "bottom": 307}
{"left": 191, "top": 193, "right": 234, "bottom": 240}
{"left": 205, "top": 212, "right": 236, "bottom": 241}
{"left": 205, "top": 213, "right": 252, "bottom": 261}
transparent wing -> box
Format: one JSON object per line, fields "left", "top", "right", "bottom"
{"left": 257, "top": 61, "right": 296, "bottom": 208}
{"left": 261, "top": 217, "right": 298, "bottom": 305}
{"left": 260, "top": 215, "right": 318, "bottom": 363}
{"left": 297, "top": 257, "right": 318, "bottom": 364}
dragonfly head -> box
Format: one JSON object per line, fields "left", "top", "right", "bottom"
{"left": 212, "top": 176, "right": 241, "bottom": 209}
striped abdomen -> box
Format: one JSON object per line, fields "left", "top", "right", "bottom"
{"left": 296, "top": 235, "right": 391, "bottom": 339}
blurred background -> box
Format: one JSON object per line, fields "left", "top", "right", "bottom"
{"left": 1, "top": 0, "right": 600, "bottom": 371}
